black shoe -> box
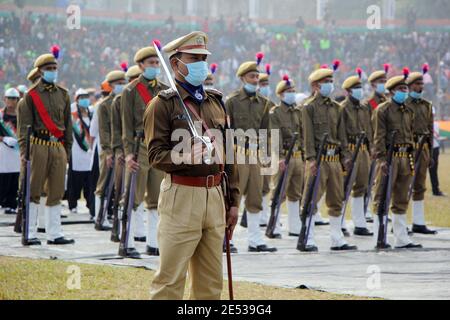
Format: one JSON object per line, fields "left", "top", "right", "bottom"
{"left": 23, "top": 238, "right": 41, "bottom": 246}
{"left": 61, "top": 215, "right": 68, "bottom": 218}
{"left": 248, "top": 244, "right": 277, "bottom": 252}
{"left": 134, "top": 236, "right": 146, "bottom": 242}
{"left": 223, "top": 243, "right": 238, "bottom": 254}
{"left": 433, "top": 191, "right": 446, "bottom": 197}
{"left": 315, "top": 221, "right": 329, "bottom": 226}
{"left": 4, "top": 209, "right": 17, "bottom": 214}
{"left": 298, "top": 245, "right": 318, "bottom": 252}
{"left": 95, "top": 224, "right": 112, "bottom": 231}
{"left": 366, "top": 217, "right": 374, "bottom": 223}
{"left": 396, "top": 243, "right": 423, "bottom": 249}
{"left": 412, "top": 224, "right": 437, "bottom": 235}
{"left": 288, "top": 232, "right": 299, "bottom": 237}
{"left": 375, "top": 243, "right": 392, "bottom": 250}
{"left": 259, "top": 224, "right": 268, "bottom": 228}
{"left": 119, "top": 247, "right": 141, "bottom": 259}
{"left": 145, "top": 246, "right": 159, "bottom": 256}
{"left": 267, "top": 233, "right": 282, "bottom": 239}
{"left": 37, "top": 228, "right": 46, "bottom": 233}
{"left": 342, "top": 228, "right": 351, "bottom": 237}
{"left": 47, "top": 237, "right": 75, "bottom": 245}
{"left": 354, "top": 227, "right": 373, "bottom": 236}
{"left": 331, "top": 244, "right": 358, "bottom": 251}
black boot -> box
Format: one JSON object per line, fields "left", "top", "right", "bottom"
{"left": 95, "top": 224, "right": 112, "bottom": 231}
{"left": 248, "top": 244, "right": 277, "bottom": 252}
{"left": 396, "top": 243, "right": 423, "bottom": 249}
{"left": 412, "top": 224, "right": 437, "bottom": 235}
{"left": 134, "top": 236, "right": 146, "bottom": 242}
{"left": 315, "top": 220, "right": 329, "bottom": 226}
{"left": 331, "top": 244, "right": 358, "bottom": 251}
{"left": 37, "top": 228, "right": 46, "bottom": 233}
{"left": 119, "top": 247, "right": 141, "bottom": 259}
{"left": 23, "top": 238, "right": 41, "bottom": 246}
{"left": 297, "top": 245, "right": 318, "bottom": 252}
{"left": 375, "top": 243, "right": 392, "bottom": 250}
{"left": 354, "top": 227, "right": 373, "bottom": 236}
{"left": 47, "top": 237, "right": 75, "bottom": 245}
{"left": 145, "top": 246, "right": 159, "bottom": 256}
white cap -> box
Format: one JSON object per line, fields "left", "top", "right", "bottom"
{"left": 17, "top": 85, "right": 28, "bottom": 94}
{"left": 75, "top": 88, "right": 89, "bottom": 98}
{"left": 5, "top": 88, "right": 20, "bottom": 98}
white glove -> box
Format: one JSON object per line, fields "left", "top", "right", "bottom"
{"left": 2, "top": 136, "right": 18, "bottom": 148}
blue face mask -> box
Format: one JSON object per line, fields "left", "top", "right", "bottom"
{"left": 319, "top": 82, "right": 334, "bottom": 97}
{"left": 351, "top": 88, "right": 363, "bottom": 101}
{"left": 282, "top": 92, "right": 297, "bottom": 105}
{"left": 43, "top": 71, "right": 58, "bottom": 84}
{"left": 410, "top": 91, "right": 423, "bottom": 100}
{"left": 376, "top": 83, "right": 386, "bottom": 94}
{"left": 259, "top": 86, "right": 271, "bottom": 97}
{"left": 244, "top": 83, "right": 257, "bottom": 93}
{"left": 178, "top": 60, "right": 209, "bottom": 87}
{"left": 392, "top": 91, "right": 408, "bottom": 104}
{"left": 143, "top": 67, "right": 161, "bottom": 80}
{"left": 113, "top": 84, "right": 124, "bottom": 95}
{"left": 78, "top": 98, "right": 90, "bottom": 109}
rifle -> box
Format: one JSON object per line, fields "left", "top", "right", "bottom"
{"left": 297, "top": 133, "right": 328, "bottom": 251}
{"left": 407, "top": 134, "right": 427, "bottom": 201}
{"left": 111, "top": 164, "right": 125, "bottom": 242}
{"left": 364, "top": 160, "right": 376, "bottom": 216}
{"left": 95, "top": 156, "right": 115, "bottom": 230}
{"left": 376, "top": 130, "right": 397, "bottom": 249}
{"left": 341, "top": 132, "right": 366, "bottom": 223}
{"left": 266, "top": 133, "right": 299, "bottom": 238}
{"left": 118, "top": 131, "right": 143, "bottom": 255}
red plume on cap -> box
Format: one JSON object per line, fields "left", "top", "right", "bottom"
{"left": 321, "top": 64, "right": 329, "bottom": 69}
{"left": 265, "top": 64, "right": 271, "bottom": 75}
{"left": 256, "top": 52, "right": 264, "bottom": 66}
{"left": 383, "top": 63, "right": 390, "bottom": 74}
{"left": 422, "top": 63, "right": 429, "bottom": 75}
{"left": 283, "top": 74, "right": 291, "bottom": 87}
{"left": 153, "top": 39, "right": 162, "bottom": 51}
{"left": 120, "top": 61, "right": 128, "bottom": 72}
{"left": 50, "top": 45, "right": 60, "bottom": 59}
{"left": 356, "top": 67, "right": 362, "bottom": 79}
{"left": 403, "top": 67, "right": 410, "bottom": 79}
{"left": 210, "top": 63, "right": 218, "bottom": 75}
{"left": 332, "top": 59, "right": 341, "bottom": 71}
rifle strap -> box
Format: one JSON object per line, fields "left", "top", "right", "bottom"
{"left": 29, "top": 89, "right": 64, "bottom": 139}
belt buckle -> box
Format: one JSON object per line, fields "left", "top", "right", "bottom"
{"left": 399, "top": 147, "right": 407, "bottom": 153}
{"left": 206, "top": 175, "right": 215, "bottom": 189}
{"left": 326, "top": 149, "right": 335, "bottom": 156}
{"left": 49, "top": 135, "right": 58, "bottom": 143}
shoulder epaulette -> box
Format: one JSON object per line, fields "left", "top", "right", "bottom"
{"left": 158, "top": 88, "right": 177, "bottom": 100}
{"left": 205, "top": 88, "right": 223, "bottom": 99}
{"left": 125, "top": 78, "right": 140, "bottom": 91}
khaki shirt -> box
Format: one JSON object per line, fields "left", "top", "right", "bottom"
{"left": 121, "top": 75, "right": 169, "bottom": 156}
{"left": 269, "top": 101, "right": 303, "bottom": 158}
{"left": 18, "top": 79, "right": 73, "bottom": 156}
{"left": 143, "top": 84, "right": 240, "bottom": 207}
{"left": 405, "top": 96, "right": 433, "bottom": 145}
{"left": 302, "top": 93, "right": 349, "bottom": 161}
{"left": 340, "top": 96, "right": 373, "bottom": 146}
{"left": 373, "top": 99, "right": 415, "bottom": 161}
{"left": 97, "top": 93, "right": 115, "bottom": 155}
{"left": 110, "top": 94, "right": 123, "bottom": 156}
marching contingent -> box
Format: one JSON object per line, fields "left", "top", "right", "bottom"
{"left": 0, "top": 30, "right": 439, "bottom": 299}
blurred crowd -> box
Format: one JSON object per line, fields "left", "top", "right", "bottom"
{"left": 1, "top": 11, "right": 450, "bottom": 111}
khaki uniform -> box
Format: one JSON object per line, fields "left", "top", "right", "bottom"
{"left": 372, "top": 100, "right": 415, "bottom": 214}
{"left": 225, "top": 88, "right": 270, "bottom": 213}
{"left": 340, "top": 96, "right": 373, "bottom": 197}
{"left": 405, "top": 96, "right": 433, "bottom": 201}
{"left": 269, "top": 102, "right": 304, "bottom": 202}
{"left": 302, "top": 93, "right": 349, "bottom": 218}
{"left": 262, "top": 99, "right": 276, "bottom": 196}
{"left": 121, "top": 75, "right": 168, "bottom": 210}
{"left": 110, "top": 94, "right": 125, "bottom": 197}
{"left": 144, "top": 84, "right": 240, "bottom": 300}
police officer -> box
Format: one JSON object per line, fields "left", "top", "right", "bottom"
{"left": 341, "top": 69, "right": 373, "bottom": 236}
{"left": 405, "top": 65, "right": 436, "bottom": 234}
{"left": 301, "top": 64, "right": 357, "bottom": 252}
{"left": 94, "top": 70, "right": 126, "bottom": 230}
{"left": 372, "top": 71, "right": 422, "bottom": 249}
{"left": 144, "top": 31, "right": 239, "bottom": 300}
{"left": 120, "top": 43, "right": 168, "bottom": 257}
{"left": 225, "top": 54, "right": 276, "bottom": 252}
{"left": 269, "top": 75, "right": 304, "bottom": 237}
{"left": 366, "top": 64, "right": 389, "bottom": 111}
{"left": 18, "top": 49, "right": 74, "bottom": 245}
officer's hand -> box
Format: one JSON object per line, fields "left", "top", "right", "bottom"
{"left": 106, "top": 154, "right": 114, "bottom": 168}
{"left": 117, "top": 154, "right": 125, "bottom": 166}
{"left": 308, "top": 160, "right": 318, "bottom": 176}
{"left": 380, "top": 161, "right": 388, "bottom": 176}
{"left": 343, "top": 158, "right": 352, "bottom": 172}
{"left": 126, "top": 154, "right": 139, "bottom": 172}
{"left": 226, "top": 206, "right": 239, "bottom": 240}
{"left": 279, "top": 160, "right": 286, "bottom": 172}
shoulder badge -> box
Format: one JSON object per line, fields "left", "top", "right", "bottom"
{"left": 158, "top": 88, "right": 177, "bottom": 100}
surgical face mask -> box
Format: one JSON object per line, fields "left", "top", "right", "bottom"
{"left": 259, "top": 86, "right": 271, "bottom": 97}
{"left": 319, "top": 82, "right": 334, "bottom": 97}
{"left": 113, "top": 84, "right": 124, "bottom": 95}
{"left": 392, "top": 90, "right": 408, "bottom": 104}
{"left": 177, "top": 59, "right": 209, "bottom": 86}
{"left": 282, "top": 92, "right": 297, "bottom": 105}
{"left": 143, "top": 67, "right": 161, "bottom": 80}
{"left": 410, "top": 91, "right": 423, "bottom": 100}
{"left": 351, "top": 88, "right": 363, "bottom": 101}
{"left": 244, "top": 83, "right": 257, "bottom": 93}
{"left": 42, "top": 70, "right": 58, "bottom": 84}
{"left": 78, "top": 98, "right": 90, "bottom": 108}
{"left": 376, "top": 83, "right": 386, "bottom": 94}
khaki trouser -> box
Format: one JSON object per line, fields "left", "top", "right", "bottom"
{"left": 237, "top": 164, "right": 263, "bottom": 213}
{"left": 412, "top": 146, "right": 430, "bottom": 201}
{"left": 95, "top": 152, "right": 108, "bottom": 196}
{"left": 372, "top": 157, "right": 413, "bottom": 214}
{"left": 271, "top": 157, "right": 305, "bottom": 202}
{"left": 350, "top": 149, "right": 370, "bottom": 198}
{"left": 262, "top": 174, "right": 271, "bottom": 196}
{"left": 114, "top": 159, "right": 125, "bottom": 200}
{"left": 30, "top": 144, "right": 67, "bottom": 206}
{"left": 303, "top": 160, "right": 344, "bottom": 217}
{"left": 150, "top": 175, "right": 225, "bottom": 300}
